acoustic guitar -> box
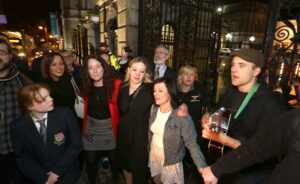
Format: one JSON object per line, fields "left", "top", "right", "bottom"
{"left": 207, "top": 107, "right": 232, "bottom": 156}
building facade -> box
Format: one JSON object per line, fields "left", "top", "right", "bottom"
{"left": 60, "top": 0, "right": 300, "bottom": 103}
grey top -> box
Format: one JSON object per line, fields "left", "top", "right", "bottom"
{"left": 148, "top": 106, "right": 207, "bottom": 168}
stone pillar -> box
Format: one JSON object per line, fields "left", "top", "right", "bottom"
{"left": 60, "top": 0, "right": 97, "bottom": 51}
{"left": 97, "top": 0, "right": 139, "bottom": 56}
{"left": 61, "top": 15, "right": 80, "bottom": 50}
{"left": 117, "top": 0, "right": 139, "bottom": 57}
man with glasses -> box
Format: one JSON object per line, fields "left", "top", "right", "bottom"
{"left": 152, "top": 44, "right": 177, "bottom": 81}
{"left": 0, "top": 39, "right": 31, "bottom": 183}
{"left": 0, "top": 32, "right": 32, "bottom": 80}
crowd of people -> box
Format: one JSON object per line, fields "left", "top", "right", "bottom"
{"left": 0, "top": 32, "right": 299, "bottom": 184}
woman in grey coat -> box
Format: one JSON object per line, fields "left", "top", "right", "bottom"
{"left": 148, "top": 77, "right": 207, "bottom": 184}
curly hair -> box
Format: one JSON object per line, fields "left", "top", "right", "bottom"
{"left": 80, "top": 54, "right": 117, "bottom": 100}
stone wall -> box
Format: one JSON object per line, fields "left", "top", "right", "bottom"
{"left": 60, "top": 0, "right": 96, "bottom": 51}
{"left": 98, "top": 0, "right": 139, "bottom": 57}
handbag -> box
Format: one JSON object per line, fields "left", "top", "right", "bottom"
{"left": 71, "top": 77, "right": 84, "bottom": 118}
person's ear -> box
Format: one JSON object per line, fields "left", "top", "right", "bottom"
{"left": 9, "top": 53, "right": 13, "bottom": 61}
{"left": 26, "top": 102, "right": 35, "bottom": 111}
{"left": 253, "top": 67, "right": 261, "bottom": 77}
{"left": 165, "top": 53, "right": 169, "bottom": 60}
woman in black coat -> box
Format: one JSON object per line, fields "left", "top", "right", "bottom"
{"left": 116, "top": 57, "right": 154, "bottom": 184}
{"left": 40, "top": 52, "right": 76, "bottom": 110}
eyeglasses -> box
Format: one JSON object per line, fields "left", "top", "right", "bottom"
{"left": 0, "top": 50, "right": 9, "bottom": 57}
{"left": 154, "top": 51, "right": 168, "bottom": 55}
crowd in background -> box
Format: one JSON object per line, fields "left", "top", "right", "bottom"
{"left": 1, "top": 30, "right": 300, "bottom": 184}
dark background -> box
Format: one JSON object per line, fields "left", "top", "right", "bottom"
{"left": 1, "top": 0, "right": 60, "bottom": 34}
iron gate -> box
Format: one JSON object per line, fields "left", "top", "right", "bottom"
{"left": 138, "top": 0, "right": 222, "bottom": 87}
{"left": 266, "top": 0, "right": 300, "bottom": 88}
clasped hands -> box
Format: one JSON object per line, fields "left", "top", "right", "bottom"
{"left": 45, "top": 172, "right": 59, "bottom": 184}
{"left": 199, "top": 113, "right": 221, "bottom": 184}
{"left": 199, "top": 166, "right": 218, "bottom": 184}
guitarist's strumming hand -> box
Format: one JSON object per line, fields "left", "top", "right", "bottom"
{"left": 202, "top": 123, "right": 226, "bottom": 143}
{"left": 202, "top": 123, "right": 241, "bottom": 149}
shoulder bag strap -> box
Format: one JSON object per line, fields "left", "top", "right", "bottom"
{"left": 70, "top": 76, "right": 80, "bottom": 95}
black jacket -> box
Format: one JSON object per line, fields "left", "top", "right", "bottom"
{"left": 212, "top": 108, "right": 300, "bottom": 184}
{"left": 116, "top": 83, "right": 154, "bottom": 183}
{"left": 178, "top": 84, "right": 209, "bottom": 140}
{"left": 10, "top": 107, "right": 82, "bottom": 184}
{"left": 151, "top": 64, "right": 177, "bottom": 82}
{"left": 219, "top": 84, "right": 285, "bottom": 144}
{"left": 214, "top": 83, "right": 285, "bottom": 182}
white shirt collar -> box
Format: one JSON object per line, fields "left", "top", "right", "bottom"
{"left": 31, "top": 113, "right": 48, "bottom": 122}
{"left": 32, "top": 113, "right": 48, "bottom": 132}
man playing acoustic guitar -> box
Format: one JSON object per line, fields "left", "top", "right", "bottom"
{"left": 201, "top": 48, "right": 285, "bottom": 184}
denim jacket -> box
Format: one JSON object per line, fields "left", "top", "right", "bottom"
{"left": 148, "top": 106, "right": 207, "bottom": 168}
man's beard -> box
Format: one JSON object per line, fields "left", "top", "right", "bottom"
{"left": 0, "top": 59, "right": 10, "bottom": 72}
{"left": 154, "top": 59, "right": 165, "bottom": 65}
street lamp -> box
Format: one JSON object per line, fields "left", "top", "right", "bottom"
{"left": 249, "top": 36, "right": 256, "bottom": 48}
{"left": 38, "top": 26, "right": 48, "bottom": 44}
{"left": 225, "top": 33, "right": 233, "bottom": 48}
{"left": 249, "top": 36, "right": 256, "bottom": 42}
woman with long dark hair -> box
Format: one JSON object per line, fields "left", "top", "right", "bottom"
{"left": 40, "top": 52, "right": 76, "bottom": 109}
{"left": 148, "top": 78, "right": 207, "bottom": 184}
{"left": 80, "top": 54, "right": 121, "bottom": 184}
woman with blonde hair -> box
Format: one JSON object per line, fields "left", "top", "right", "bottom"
{"left": 177, "top": 64, "right": 210, "bottom": 183}
{"left": 116, "top": 56, "right": 154, "bottom": 184}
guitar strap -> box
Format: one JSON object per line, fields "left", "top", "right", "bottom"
{"left": 234, "top": 82, "right": 260, "bottom": 119}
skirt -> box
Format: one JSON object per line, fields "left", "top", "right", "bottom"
{"left": 149, "top": 142, "right": 184, "bottom": 184}
{"left": 83, "top": 115, "right": 115, "bottom": 151}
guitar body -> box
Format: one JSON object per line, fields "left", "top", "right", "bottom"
{"left": 208, "top": 140, "right": 225, "bottom": 157}
{"left": 207, "top": 108, "right": 232, "bottom": 156}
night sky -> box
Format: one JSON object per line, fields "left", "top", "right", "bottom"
{"left": 2, "top": 0, "right": 60, "bottom": 33}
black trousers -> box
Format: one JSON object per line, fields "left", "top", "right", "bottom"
{"left": 84, "top": 149, "right": 119, "bottom": 184}
{"left": 0, "top": 152, "right": 30, "bottom": 184}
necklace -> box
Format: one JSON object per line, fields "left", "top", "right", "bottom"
{"left": 93, "top": 86, "right": 104, "bottom": 102}
{"left": 96, "top": 95, "right": 100, "bottom": 101}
